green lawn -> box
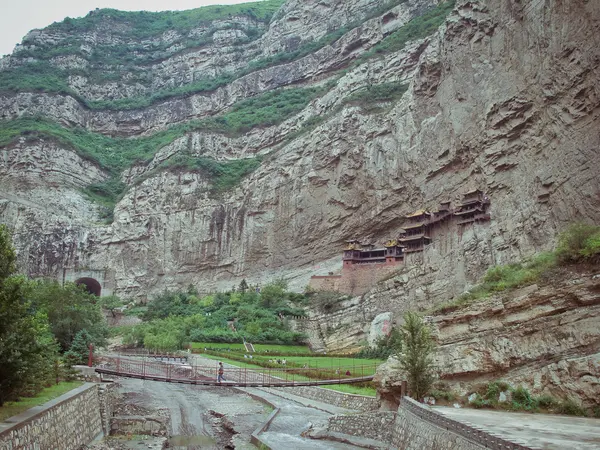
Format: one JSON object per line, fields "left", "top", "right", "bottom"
{"left": 191, "top": 342, "right": 312, "bottom": 354}
{"left": 0, "top": 382, "right": 83, "bottom": 421}
{"left": 199, "top": 354, "right": 378, "bottom": 397}
{"left": 252, "top": 355, "right": 383, "bottom": 374}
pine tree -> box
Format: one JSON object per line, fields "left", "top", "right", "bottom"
{"left": 64, "top": 329, "right": 93, "bottom": 365}
{"left": 238, "top": 278, "right": 249, "bottom": 293}
{"left": 398, "top": 312, "right": 436, "bottom": 401}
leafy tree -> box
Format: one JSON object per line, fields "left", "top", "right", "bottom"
{"left": 98, "top": 295, "right": 123, "bottom": 318}
{"left": 0, "top": 225, "right": 58, "bottom": 405}
{"left": 398, "top": 312, "right": 436, "bottom": 401}
{"left": 259, "top": 281, "right": 287, "bottom": 308}
{"left": 28, "top": 279, "right": 108, "bottom": 351}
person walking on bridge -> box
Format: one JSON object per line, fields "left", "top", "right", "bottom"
{"left": 217, "top": 362, "right": 226, "bottom": 383}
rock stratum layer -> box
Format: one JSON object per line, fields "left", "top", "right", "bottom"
{"left": 375, "top": 267, "right": 600, "bottom": 406}
{"left": 0, "top": 0, "right": 599, "bottom": 303}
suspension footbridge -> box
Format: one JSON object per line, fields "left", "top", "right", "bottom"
{"left": 95, "top": 355, "right": 376, "bottom": 387}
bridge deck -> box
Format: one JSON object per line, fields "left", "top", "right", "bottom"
{"left": 95, "top": 356, "right": 375, "bottom": 387}
{"left": 95, "top": 367, "right": 374, "bottom": 387}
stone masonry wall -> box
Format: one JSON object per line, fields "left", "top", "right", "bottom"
{"left": 317, "top": 397, "right": 532, "bottom": 449}
{"left": 272, "top": 386, "right": 380, "bottom": 412}
{"left": 308, "top": 275, "right": 341, "bottom": 292}
{"left": 309, "top": 263, "right": 400, "bottom": 296}
{"left": 98, "top": 383, "right": 117, "bottom": 437}
{"left": 0, "top": 383, "right": 104, "bottom": 450}
{"left": 326, "top": 411, "right": 396, "bottom": 443}
{"left": 392, "top": 406, "right": 486, "bottom": 450}
{"left": 391, "top": 398, "right": 530, "bottom": 450}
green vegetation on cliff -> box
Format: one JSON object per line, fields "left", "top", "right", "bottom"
{"left": 46, "top": 1, "right": 283, "bottom": 37}
{"left": 432, "top": 223, "right": 600, "bottom": 314}
{"left": 0, "top": 84, "right": 324, "bottom": 216}
{"left": 354, "top": 0, "right": 455, "bottom": 65}
{"left": 0, "top": 0, "right": 454, "bottom": 111}
{"left": 0, "top": 85, "right": 322, "bottom": 173}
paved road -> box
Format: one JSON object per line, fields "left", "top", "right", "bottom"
{"left": 435, "top": 407, "right": 600, "bottom": 450}
{"left": 243, "top": 387, "right": 366, "bottom": 449}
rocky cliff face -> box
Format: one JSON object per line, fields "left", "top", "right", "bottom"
{"left": 0, "top": 0, "right": 598, "bottom": 302}
{"left": 375, "top": 267, "right": 600, "bottom": 407}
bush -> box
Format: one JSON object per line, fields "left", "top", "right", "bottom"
{"left": 536, "top": 394, "right": 559, "bottom": 409}
{"left": 429, "top": 389, "right": 457, "bottom": 402}
{"left": 557, "top": 398, "right": 587, "bottom": 417}
{"left": 511, "top": 386, "right": 536, "bottom": 410}
{"left": 343, "top": 82, "right": 408, "bottom": 111}
{"left": 356, "top": 328, "right": 402, "bottom": 359}
{"left": 556, "top": 223, "right": 600, "bottom": 263}
{"left": 485, "top": 381, "right": 510, "bottom": 402}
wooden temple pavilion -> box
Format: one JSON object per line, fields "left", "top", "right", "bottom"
{"left": 454, "top": 189, "right": 491, "bottom": 225}
{"left": 398, "top": 210, "right": 432, "bottom": 253}
{"left": 343, "top": 239, "right": 404, "bottom": 267}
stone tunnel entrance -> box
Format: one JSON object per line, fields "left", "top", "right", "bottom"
{"left": 75, "top": 277, "right": 102, "bottom": 296}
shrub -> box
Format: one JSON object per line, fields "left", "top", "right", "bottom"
{"left": 511, "top": 386, "right": 537, "bottom": 410}
{"left": 343, "top": 82, "right": 408, "bottom": 111}
{"left": 485, "top": 381, "right": 510, "bottom": 401}
{"left": 356, "top": 328, "right": 402, "bottom": 359}
{"left": 429, "top": 389, "right": 457, "bottom": 402}
{"left": 536, "top": 394, "right": 559, "bottom": 409}
{"left": 556, "top": 223, "right": 600, "bottom": 263}
{"left": 557, "top": 398, "right": 587, "bottom": 417}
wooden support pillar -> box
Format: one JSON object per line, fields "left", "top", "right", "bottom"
{"left": 401, "top": 380, "right": 408, "bottom": 398}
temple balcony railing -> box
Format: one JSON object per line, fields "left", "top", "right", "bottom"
{"left": 457, "top": 213, "right": 491, "bottom": 225}
{"left": 399, "top": 234, "right": 431, "bottom": 242}
{"left": 454, "top": 206, "right": 483, "bottom": 216}
{"left": 404, "top": 246, "right": 425, "bottom": 253}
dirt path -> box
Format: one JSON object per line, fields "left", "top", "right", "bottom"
{"left": 117, "top": 378, "right": 268, "bottom": 449}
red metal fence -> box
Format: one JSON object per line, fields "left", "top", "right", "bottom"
{"left": 96, "top": 356, "right": 376, "bottom": 387}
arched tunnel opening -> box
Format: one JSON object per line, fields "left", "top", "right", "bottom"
{"left": 75, "top": 277, "right": 102, "bottom": 297}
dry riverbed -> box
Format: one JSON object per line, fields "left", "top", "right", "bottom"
{"left": 89, "top": 377, "right": 269, "bottom": 450}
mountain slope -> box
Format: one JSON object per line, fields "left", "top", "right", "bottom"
{"left": 0, "top": 0, "right": 598, "bottom": 301}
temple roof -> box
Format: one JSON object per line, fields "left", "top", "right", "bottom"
{"left": 406, "top": 209, "right": 431, "bottom": 218}
{"left": 463, "top": 188, "right": 484, "bottom": 196}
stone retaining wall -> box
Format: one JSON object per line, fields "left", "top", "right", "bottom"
{"left": 392, "top": 397, "right": 532, "bottom": 450}
{"left": 316, "top": 397, "right": 534, "bottom": 450}
{"left": 272, "top": 386, "right": 379, "bottom": 412}
{"left": 327, "top": 411, "right": 396, "bottom": 442}
{"left": 0, "top": 383, "right": 113, "bottom": 450}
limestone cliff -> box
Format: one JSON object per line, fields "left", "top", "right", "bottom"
{"left": 0, "top": 0, "right": 598, "bottom": 303}
{"left": 375, "top": 267, "right": 600, "bottom": 407}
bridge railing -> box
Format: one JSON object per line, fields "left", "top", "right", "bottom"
{"left": 97, "top": 356, "right": 376, "bottom": 386}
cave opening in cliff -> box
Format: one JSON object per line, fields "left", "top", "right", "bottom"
{"left": 75, "top": 277, "right": 102, "bottom": 296}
